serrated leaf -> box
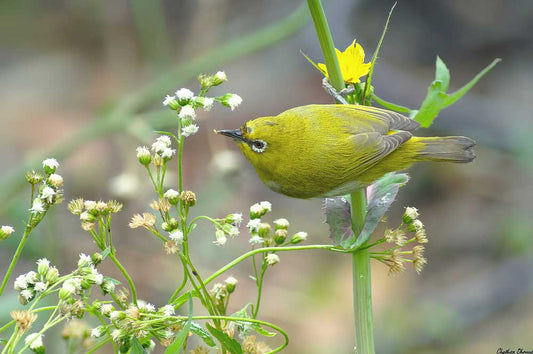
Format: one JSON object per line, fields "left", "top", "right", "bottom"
{"left": 414, "top": 57, "right": 500, "bottom": 127}
{"left": 342, "top": 173, "right": 409, "bottom": 249}
{"left": 131, "top": 337, "right": 146, "bottom": 354}
{"left": 189, "top": 322, "right": 216, "bottom": 347}
{"left": 206, "top": 323, "right": 243, "bottom": 354}
{"left": 325, "top": 197, "right": 354, "bottom": 246}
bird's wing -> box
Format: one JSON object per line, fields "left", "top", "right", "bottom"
{"left": 325, "top": 104, "right": 420, "bottom": 133}
{"left": 344, "top": 130, "right": 413, "bottom": 177}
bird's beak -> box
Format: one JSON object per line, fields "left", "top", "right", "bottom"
{"left": 215, "top": 129, "right": 245, "bottom": 142}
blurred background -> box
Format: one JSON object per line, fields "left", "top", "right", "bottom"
{"left": 1, "top": 0, "right": 532, "bottom": 352}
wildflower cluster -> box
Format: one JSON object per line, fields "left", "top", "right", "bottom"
{"left": 207, "top": 212, "right": 242, "bottom": 246}
{"left": 87, "top": 300, "right": 181, "bottom": 349}
{"left": 128, "top": 189, "right": 199, "bottom": 254}
{"left": 161, "top": 71, "right": 242, "bottom": 139}
{"left": 68, "top": 199, "right": 123, "bottom": 231}
{"left": 210, "top": 276, "right": 239, "bottom": 315}
{"left": 247, "top": 201, "right": 308, "bottom": 266}
{"left": 14, "top": 258, "right": 59, "bottom": 305}
{"left": 26, "top": 158, "right": 64, "bottom": 223}
{"left": 371, "top": 207, "right": 428, "bottom": 274}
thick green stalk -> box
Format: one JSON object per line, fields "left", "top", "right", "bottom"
{"left": 307, "top": 1, "right": 374, "bottom": 352}
{"left": 307, "top": 0, "right": 344, "bottom": 91}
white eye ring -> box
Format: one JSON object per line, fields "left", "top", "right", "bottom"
{"left": 250, "top": 139, "right": 268, "bottom": 153}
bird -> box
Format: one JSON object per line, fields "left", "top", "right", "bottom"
{"left": 216, "top": 104, "right": 475, "bottom": 199}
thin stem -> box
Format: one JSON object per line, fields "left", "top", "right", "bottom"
{"left": 0, "top": 228, "right": 31, "bottom": 296}
{"left": 168, "top": 270, "right": 188, "bottom": 303}
{"left": 108, "top": 253, "right": 137, "bottom": 305}
{"left": 205, "top": 244, "right": 342, "bottom": 285}
{"left": 252, "top": 263, "right": 267, "bottom": 319}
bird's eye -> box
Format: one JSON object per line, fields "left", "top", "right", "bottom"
{"left": 250, "top": 139, "right": 267, "bottom": 153}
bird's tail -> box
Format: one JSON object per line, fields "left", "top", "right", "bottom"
{"left": 414, "top": 136, "right": 476, "bottom": 163}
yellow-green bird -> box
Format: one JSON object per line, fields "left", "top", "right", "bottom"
{"left": 217, "top": 104, "right": 475, "bottom": 199}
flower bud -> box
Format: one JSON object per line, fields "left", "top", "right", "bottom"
{"left": 168, "top": 229, "right": 184, "bottom": 243}
{"left": 48, "top": 174, "right": 63, "bottom": 188}
{"left": 164, "top": 189, "right": 180, "bottom": 205}
{"left": 0, "top": 225, "right": 14, "bottom": 241}
{"left": 273, "top": 218, "right": 289, "bottom": 230}
{"left": 37, "top": 258, "right": 50, "bottom": 276}
{"left": 42, "top": 158, "right": 59, "bottom": 175}
{"left": 136, "top": 146, "right": 152, "bottom": 166}
{"left": 274, "top": 229, "right": 288, "bottom": 245}
{"left": 265, "top": 253, "right": 280, "bottom": 266}
{"left": 163, "top": 95, "right": 179, "bottom": 110}
{"left": 101, "top": 280, "right": 116, "bottom": 295}
{"left": 213, "top": 71, "right": 227, "bottom": 86}
{"left": 46, "top": 267, "right": 59, "bottom": 284}
{"left": 289, "top": 231, "right": 308, "bottom": 244}
{"left": 25, "top": 170, "right": 44, "bottom": 185}
{"left": 92, "top": 252, "right": 103, "bottom": 266}
{"left": 214, "top": 229, "right": 227, "bottom": 246}
{"left": 180, "top": 191, "right": 196, "bottom": 207}
{"left": 219, "top": 93, "right": 242, "bottom": 111}
{"left": 59, "top": 287, "right": 73, "bottom": 300}
{"left": 198, "top": 74, "right": 215, "bottom": 88}
{"left": 403, "top": 207, "right": 419, "bottom": 224}
{"left": 178, "top": 105, "right": 196, "bottom": 120}
{"left": 175, "top": 88, "right": 194, "bottom": 105}
{"left": 257, "top": 223, "right": 271, "bottom": 238}
{"left": 225, "top": 276, "right": 238, "bottom": 293}
{"left": 225, "top": 213, "right": 242, "bottom": 226}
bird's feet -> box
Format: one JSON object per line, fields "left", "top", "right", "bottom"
{"left": 321, "top": 77, "right": 354, "bottom": 104}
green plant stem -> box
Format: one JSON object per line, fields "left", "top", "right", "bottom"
{"left": 205, "top": 245, "right": 343, "bottom": 285}
{"left": 307, "top": 0, "right": 344, "bottom": 91}
{"left": 350, "top": 190, "right": 374, "bottom": 354}
{"left": 0, "top": 228, "right": 31, "bottom": 296}
{"left": 308, "top": 0, "right": 374, "bottom": 351}
{"left": 252, "top": 263, "right": 267, "bottom": 319}
{"left": 108, "top": 253, "right": 137, "bottom": 305}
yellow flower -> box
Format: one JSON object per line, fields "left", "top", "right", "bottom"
{"left": 318, "top": 40, "right": 371, "bottom": 84}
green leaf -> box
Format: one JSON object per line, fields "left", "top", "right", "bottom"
{"left": 325, "top": 197, "right": 353, "bottom": 246}
{"left": 363, "top": 2, "right": 396, "bottom": 104}
{"left": 189, "top": 322, "right": 216, "bottom": 347}
{"left": 130, "top": 337, "right": 146, "bottom": 354}
{"left": 165, "top": 293, "right": 193, "bottom": 353}
{"left": 414, "top": 57, "right": 501, "bottom": 127}
{"left": 206, "top": 323, "right": 243, "bottom": 354}
{"left": 250, "top": 322, "right": 276, "bottom": 337}
{"left": 345, "top": 173, "right": 409, "bottom": 249}
{"left": 101, "top": 248, "right": 111, "bottom": 260}
{"left": 170, "top": 290, "right": 200, "bottom": 307}
{"left": 300, "top": 50, "right": 326, "bottom": 75}
{"left": 435, "top": 56, "right": 450, "bottom": 91}
{"left": 371, "top": 93, "right": 411, "bottom": 114}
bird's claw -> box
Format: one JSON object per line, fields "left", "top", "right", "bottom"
{"left": 321, "top": 77, "right": 354, "bottom": 104}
